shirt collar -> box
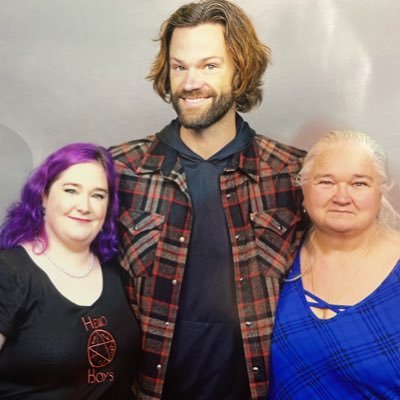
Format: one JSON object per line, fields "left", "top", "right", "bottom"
{"left": 134, "top": 115, "right": 264, "bottom": 181}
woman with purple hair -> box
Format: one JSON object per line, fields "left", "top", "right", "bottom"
{"left": 0, "top": 143, "right": 140, "bottom": 399}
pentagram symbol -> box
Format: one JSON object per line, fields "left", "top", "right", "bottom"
{"left": 87, "top": 329, "right": 117, "bottom": 368}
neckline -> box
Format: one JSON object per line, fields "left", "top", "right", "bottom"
{"left": 291, "top": 249, "right": 400, "bottom": 322}
{"left": 303, "top": 288, "right": 350, "bottom": 313}
{"left": 17, "top": 245, "right": 105, "bottom": 308}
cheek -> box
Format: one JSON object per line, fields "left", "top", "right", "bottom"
{"left": 362, "top": 193, "right": 382, "bottom": 215}
{"left": 95, "top": 202, "right": 108, "bottom": 221}
{"left": 169, "top": 74, "right": 183, "bottom": 92}
{"left": 45, "top": 200, "right": 65, "bottom": 216}
{"left": 303, "top": 188, "right": 330, "bottom": 217}
{"left": 221, "top": 74, "right": 234, "bottom": 90}
{"left": 302, "top": 186, "right": 316, "bottom": 210}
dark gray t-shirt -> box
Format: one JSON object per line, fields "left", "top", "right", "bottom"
{"left": 158, "top": 117, "right": 253, "bottom": 400}
{"left": 0, "top": 246, "right": 140, "bottom": 400}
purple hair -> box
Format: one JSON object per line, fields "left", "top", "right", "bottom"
{"left": 0, "top": 143, "right": 119, "bottom": 261}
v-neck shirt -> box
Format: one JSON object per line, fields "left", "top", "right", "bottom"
{"left": 269, "top": 249, "right": 400, "bottom": 399}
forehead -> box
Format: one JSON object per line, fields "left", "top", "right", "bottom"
{"left": 55, "top": 162, "right": 107, "bottom": 185}
{"left": 310, "top": 143, "right": 378, "bottom": 177}
{"left": 169, "top": 23, "right": 228, "bottom": 60}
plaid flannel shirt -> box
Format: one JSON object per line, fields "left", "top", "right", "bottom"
{"left": 110, "top": 130, "right": 307, "bottom": 400}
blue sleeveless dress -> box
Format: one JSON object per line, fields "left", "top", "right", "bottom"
{"left": 268, "top": 250, "right": 400, "bottom": 399}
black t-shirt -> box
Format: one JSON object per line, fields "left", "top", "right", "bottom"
{"left": 0, "top": 246, "right": 140, "bottom": 400}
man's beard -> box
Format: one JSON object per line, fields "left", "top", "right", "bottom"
{"left": 171, "top": 89, "right": 235, "bottom": 130}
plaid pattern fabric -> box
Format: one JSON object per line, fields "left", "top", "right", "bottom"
{"left": 269, "top": 252, "right": 400, "bottom": 399}
{"left": 110, "top": 129, "right": 307, "bottom": 400}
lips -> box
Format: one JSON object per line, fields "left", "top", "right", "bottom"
{"left": 183, "top": 97, "right": 208, "bottom": 102}
{"left": 68, "top": 216, "right": 92, "bottom": 223}
{"left": 179, "top": 89, "right": 213, "bottom": 101}
{"left": 180, "top": 96, "right": 211, "bottom": 109}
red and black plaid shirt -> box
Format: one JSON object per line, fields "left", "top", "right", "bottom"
{"left": 110, "top": 129, "right": 307, "bottom": 400}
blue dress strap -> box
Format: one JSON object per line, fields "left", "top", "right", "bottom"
{"left": 304, "top": 289, "right": 350, "bottom": 313}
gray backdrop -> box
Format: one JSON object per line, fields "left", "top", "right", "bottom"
{"left": 1, "top": 0, "right": 399, "bottom": 220}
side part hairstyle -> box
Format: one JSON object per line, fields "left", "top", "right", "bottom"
{"left": 296, "top": 130, "right": 400, "bottom": 230}
{"left": 0, "top": 143, "right": 119, "bottom": 261}
{"left": 147, "top": 0, "right": 271, "bottom": 113}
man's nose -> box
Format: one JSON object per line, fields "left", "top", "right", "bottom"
{"left": 183, "top": 68, "right": 204, "bottom": 92}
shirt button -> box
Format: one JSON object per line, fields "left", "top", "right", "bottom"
{"left": 165, "top": 321, "right": 169, "bottom": 325}
{"left": 179, "top": 236, "right": 185, "bottom": 243}
{"left": 235, "top": 234, "right": 240, "bottom": 240}
{"left": 172, "top": 279, "right": 177, "bottom": 285}
{"left": 226, "top": 193, "right": 231, "bottom": 199}
{"left": 239, "top": 277, "right": 245, "bottom": 283}
{"left": 253, "top": 366, "right": 259, "bottom": 373}
{"left": 133, "top": 225, "right": 139, "bottom": 231}
{"left": 156, "top": 364, "right": 162, "bottom": 370}
{"left": 277, "top": 224, "right": 283, "bottom": 230}
{"left": 245, "top": 321, "right": 251, "bottom": 326}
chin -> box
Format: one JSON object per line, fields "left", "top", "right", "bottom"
{"left": 67, "top": 235, "right": 94, "bottom": 247}
{"left": 327, "top": 225, "right": 358, "bottom": 235}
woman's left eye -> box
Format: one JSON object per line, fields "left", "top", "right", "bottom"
{"left": 92, "top": 193, "right": 105, "bottom": 199}
{"left": 64, "top": 188, "right": 76, "bottom": 194}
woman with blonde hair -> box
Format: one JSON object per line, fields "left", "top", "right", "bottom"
{"left": 269, "top": 131, "right": 400, "bottom": 399}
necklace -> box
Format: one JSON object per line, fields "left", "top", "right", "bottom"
{"left": 43, "top": 251, "right": 95, "bottom": 278}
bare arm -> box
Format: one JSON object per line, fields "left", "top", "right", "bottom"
{"left": 0, "top": 333, "right": 6, "bottom": 351}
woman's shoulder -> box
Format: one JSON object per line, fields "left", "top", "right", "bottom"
{"left": 101, "top": 257, "right": 129, "bottom": 280}
{"left": 0, "top": 247, "right": 34, "bottom": 307}
{"left": 0, "top": 246, "right": 39, "bottom": 288}
{"left": 373, "top": 229, "right": 400, "bottom": 275}
{"left": 0, "top": 246, "right": 30, "bottom": 271}
{"left": 380, "top": 229, "right": 400, "bottom": 254}
{"left": 101, "top": 257, "right": 122, "bottom": 271}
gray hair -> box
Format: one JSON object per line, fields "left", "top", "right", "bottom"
{"left": 295, "top": 130, "right": 400, "bottom": 230}
{"left": 285, "top": 130, "right": 400, "bottom": 283}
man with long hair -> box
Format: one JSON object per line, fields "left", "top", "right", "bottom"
{"left": 110, "top": 1, "right": 306, "bottom": 398}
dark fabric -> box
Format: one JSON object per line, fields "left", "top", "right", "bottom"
{"left": 110, "top": 114, "right": 307, "bottom": 399}
{"left": 0, "top": 246, "right": 140, "bottom": 400}
{"left": 160, "top": 118, "right": 251, "bottom": 399}
{"left": 269, "top": 251, "right": 400, "bottom": 399}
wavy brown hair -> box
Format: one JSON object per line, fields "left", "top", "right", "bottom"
{"left": 147, "top": 0, "right": 271, "bottom": 113}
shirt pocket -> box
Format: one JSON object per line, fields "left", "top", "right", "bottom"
{"left": 118, "top": 208, "right": 165, "bottom": 277}
{"left": 250, "top": 207, "right": 301, "bottom": 277}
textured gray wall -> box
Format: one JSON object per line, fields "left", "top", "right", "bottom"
{"left": 1, "top": 0, "right": 400, "bottom": 219}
